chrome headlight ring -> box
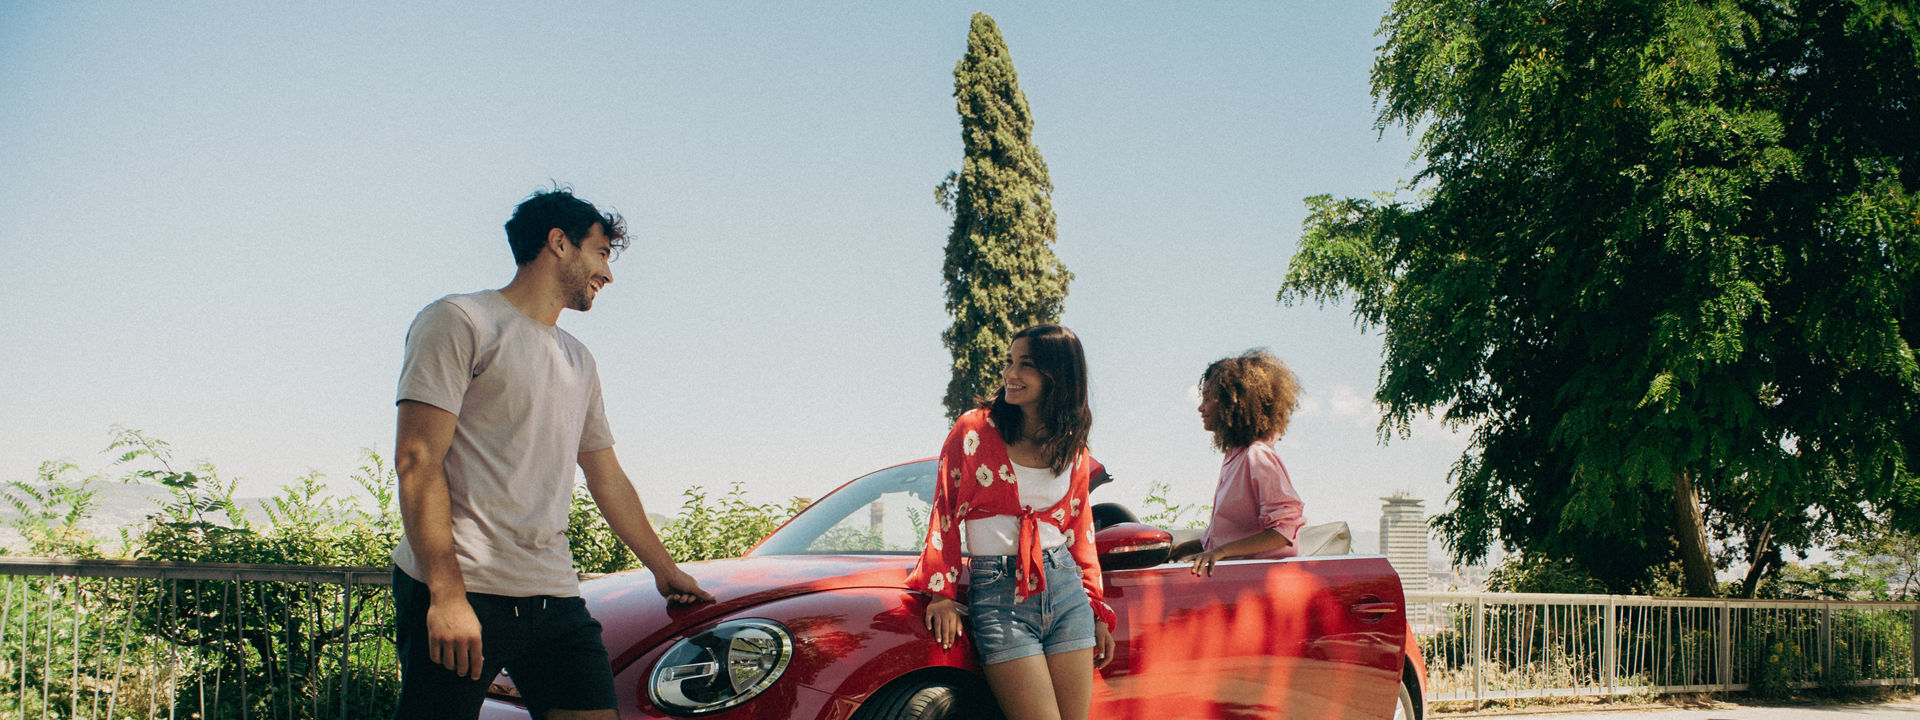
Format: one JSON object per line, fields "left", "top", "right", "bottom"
{"left": 649, "top": 618, "right": 794, "bottom": 716}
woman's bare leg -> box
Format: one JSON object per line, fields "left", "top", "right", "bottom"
{"left": 983, "top": 655, "right": 1063, "bottom": 720}
{"left": 1045, "top": 648, "right": 1095, "bottom": 720}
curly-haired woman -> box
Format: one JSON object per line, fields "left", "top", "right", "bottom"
{"left": 1183, "top": 349, "right": 1307, "bottom": 577}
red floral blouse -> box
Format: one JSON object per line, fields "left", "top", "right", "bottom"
{"left": 906, "top": 409, "right": 1118, "bottom": 632}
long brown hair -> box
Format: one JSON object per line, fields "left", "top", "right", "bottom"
{"left": 983, "top": 324, "right": 1091, "bottom": 474}
{"left": 1200, "top": 349, "right": 1301, "bottom": 450}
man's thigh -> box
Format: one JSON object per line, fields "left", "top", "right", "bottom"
{"left": 505, "top": 595, "right": 618, "bottom": 716}
{"left": 392, "top": 568, "right": 502, "bottom": 719}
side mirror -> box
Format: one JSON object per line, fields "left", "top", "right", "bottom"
{"left": 1094, "top": 522, "right": 1173, "bottom": 571}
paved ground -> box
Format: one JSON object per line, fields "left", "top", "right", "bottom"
{"left": 1441, "top": 698, "right": 1920, "bottom": 719}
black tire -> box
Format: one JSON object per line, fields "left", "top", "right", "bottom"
{"left": 1394, "top": 678, "right": 1418, "bottom": 720}
{"left": 853, "top": 677, "right": 992, "bottom": 720}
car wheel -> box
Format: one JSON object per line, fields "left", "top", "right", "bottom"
{"left": 1392, "top": 680, "right": 1417, "bottom": 720}
{"left": 853, "top": 678, "right": 988, "bottom": 720}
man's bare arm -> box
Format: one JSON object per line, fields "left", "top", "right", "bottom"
{"left": 395, "top": 400, "right": 486, "bottom": 679}
{"left": 578, "top": 446, "right": 713, "bottom": 603}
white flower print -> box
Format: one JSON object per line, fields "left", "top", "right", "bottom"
{"left": 1071, "top": 497, "right": 1081, "bottom": 513}
{"left": 1050, "top": 508, "right": 1067, "bottom": 524}
{"left": 963, "top": 430, "right": 980, "bottom": 456}
{"left": 999, "top": 465, "right": 1015, "bottom": 485}
{"left": 957, "top": 502, "right": 972, "bottom": 517}
{"left": 976, "top": 466, "right": 994, "bottom": 486}
{"left": 947, "top": 569, "right": 959, "bottom": 583}
{"left": 1065, "top": 529, "right": 1075, "bottom": 547}
{"left": 985, "top": 415, "right": 996, "bottom": 428}
{"left": 931, "top": 532, "right": 944, "bottom": 551}
{"left": 929, "top": 574, "right": 946, "bottom": 592}
{"left": 1026, "top": 574, "right": 1038, "bottom": 591}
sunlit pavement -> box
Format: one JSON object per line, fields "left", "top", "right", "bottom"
{"left": 1441, "top": 698, "right": 1920, "bottom": 719}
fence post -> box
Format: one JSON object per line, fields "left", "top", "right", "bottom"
{"left": 1473, "top": 595, "right": 1486, "bottom": 704}
{"left": 1911, "top": 605, "right": 1919, "bottom": 682}
{"left": 1718, "top": 601, "right": 1732, "bottom": 692}
{"left": 1820, "top": 603, "right": 1833, "bottom": 685}
{"left": 342, "top": 572, "right": 358, "bottom": 720}
{"left": 1603, "top": 595, "right": 1617, "bottom": 696}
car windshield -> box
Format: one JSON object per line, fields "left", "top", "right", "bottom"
{"left": 750, "top": 460, "right": 937, "bottom": 556}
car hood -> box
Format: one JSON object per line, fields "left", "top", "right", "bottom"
{"left": 583, "top": 553, "right": 919, "bottom": 669}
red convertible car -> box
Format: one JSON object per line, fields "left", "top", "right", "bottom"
{"left": 481, "top": 460, "right": 1427, "bottom": 719}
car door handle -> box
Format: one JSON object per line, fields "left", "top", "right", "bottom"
{"left": 1349, "top": 602, "right": 1399, "bottom": 617}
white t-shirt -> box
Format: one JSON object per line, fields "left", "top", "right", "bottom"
{"left": 965, "top": 461, "right": 1070, "bottom": 555}
{"left": 391, "top": 290, "right": 614, "bottom": 597}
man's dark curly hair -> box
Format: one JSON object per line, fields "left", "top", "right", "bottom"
{"left": 503, "top": 186, "right": 629, "bottom": 266}
{"left": 1200, "top": 349, "right": 1301, "bottom": 450}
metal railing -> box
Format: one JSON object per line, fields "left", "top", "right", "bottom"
{"left": 0, "top": 557, "right": 395, "bottom": 719}
{"left": 1407, "top": 591, "right": 1920, "bottom": 703}
{"left": 5, "top": 559, "right": 1918, "bottom": 716}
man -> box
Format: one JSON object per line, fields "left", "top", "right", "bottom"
{"left": 391, "top": 188, "right": 711, "bottom": 719}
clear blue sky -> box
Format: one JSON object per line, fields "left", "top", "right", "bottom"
{"left": 1, "top": 2, "right": 1475, "bottom": 543}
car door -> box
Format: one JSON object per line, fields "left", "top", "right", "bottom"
{"left": 1092, "top": 555, "right": 1407, "bottom": 720}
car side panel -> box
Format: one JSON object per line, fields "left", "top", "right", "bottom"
{"left": 1094, "top": 555, "right": 1407, "bottom": 719}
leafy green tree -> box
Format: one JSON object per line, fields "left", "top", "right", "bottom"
{"left": 935, "top": 12, "right": 1071, "bottom": 419}
{"left": 1485, "top": 553, "right": 1609, "bottom": 594}
{"left": 1762, "top": 527, "right": 1920, "bottom": 600}
{"left": 1832, "top": 527, "right": 1920, "bottom": 600}
{"left": 1282, "top": 0, "right": 1919, "bottom": 596}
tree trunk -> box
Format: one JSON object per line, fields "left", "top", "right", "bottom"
{"left": 1672, "top": 471, "right": 1717, "bottom": 597}
{"left": 1737, "top": 521, "right": 1777, "bottom": 599}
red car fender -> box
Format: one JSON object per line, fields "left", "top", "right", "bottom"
{"left": 618, "top": 586, "right": 978, "bottom": 718}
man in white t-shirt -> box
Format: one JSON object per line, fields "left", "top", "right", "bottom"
{"left": 390, "top": 187, "right": 711, "bottom": 720}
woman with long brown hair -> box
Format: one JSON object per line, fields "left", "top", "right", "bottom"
{"left": 907, "top": 324, "right": 1116, "bottom": 720}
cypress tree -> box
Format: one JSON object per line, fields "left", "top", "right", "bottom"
{"left": 937, "top": 12, "right": 1071, "bottom": 421}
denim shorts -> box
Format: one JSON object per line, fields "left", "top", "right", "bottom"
{"left": 968, "top": 543, "right": 1097, "bottom": 666}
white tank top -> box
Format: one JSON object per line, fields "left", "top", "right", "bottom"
{"left": 965, "top": 461, "right": 1070, "bottom": 555}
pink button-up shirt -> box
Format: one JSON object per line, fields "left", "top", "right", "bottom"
{"left": 1200, "top": 438, "right": 1305, "bottom": 559}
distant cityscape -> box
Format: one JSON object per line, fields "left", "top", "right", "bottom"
{"left": 1364, "top": 491, "right": 1494, "bottom": 594}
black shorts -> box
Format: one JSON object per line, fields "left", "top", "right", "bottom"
{"left": 391, "top": 567, "right": 617, "bottom": 719}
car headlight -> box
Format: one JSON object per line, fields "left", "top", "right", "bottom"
{"left": 649, "top": 618, "right": 794, "bottom": 715}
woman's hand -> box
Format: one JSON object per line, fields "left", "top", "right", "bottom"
{"left": 924, "top": 597, "right": 964, "bottom": 650}
{"left": 1188, "top": 549, "right": 1225, "bottom": 577}
{"left": 1189, "top": 530, "right": 1289, "bottom": 576}
{"left": 1093, "top": 622, "right": 1115, "bottom": 669}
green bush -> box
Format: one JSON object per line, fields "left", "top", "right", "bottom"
{"left": 660, "top": 482, "right": 808, "bottom": 563}
{"left": 0, "top": 429, "right": 833, "bottom": 718}
{"left": 1140, "top": 479, "right": 1209, "bottom": 530}
{"left": 2, "top": 460, "right": 112, "bottom": 559}
{"left": 568, "top": 481, "right": 808, "bottom": 572}
{"left": 111, "top": 429, "right": 401, "bottom": 719}
{"left": 1486, "top": 554, "right": 1608, "bottom": 594}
